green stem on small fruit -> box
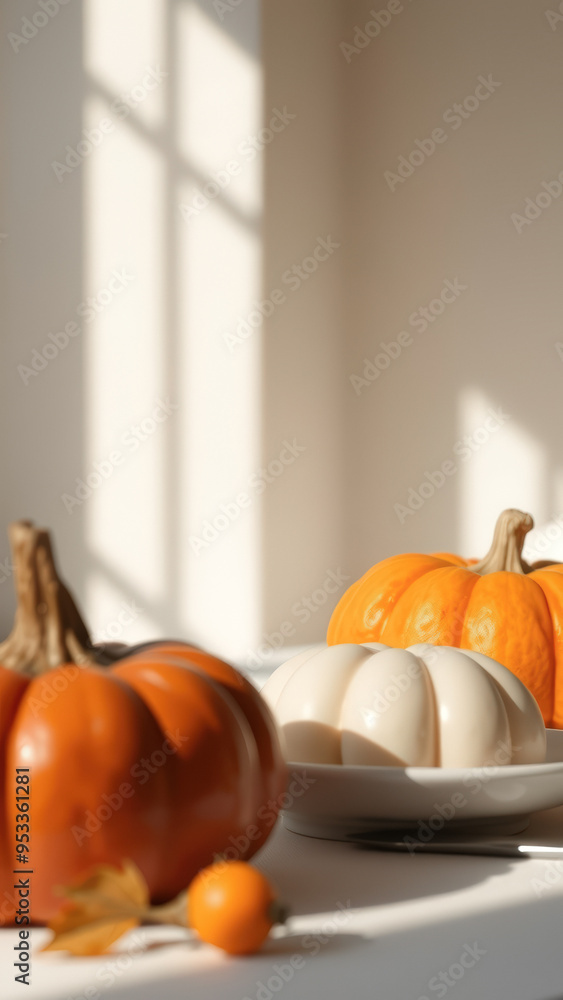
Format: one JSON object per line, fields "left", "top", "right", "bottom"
{"left": 145, "top": 890, "right": 189, "bottom": 928}
{"left": 268, "top": 900, "right": 290, "bottom": 926}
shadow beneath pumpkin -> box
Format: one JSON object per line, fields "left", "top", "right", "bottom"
{"left": 82, "top": 893, "right": 563, "bottom": 1000}
{"left": 252, "top": 822, "right": 515, "bottom": 916}
{"left": 260, "top": 930, "right": 368, "bottom": 957}
{"left": 140, "top": 936, "right": 198, "bottom": 954}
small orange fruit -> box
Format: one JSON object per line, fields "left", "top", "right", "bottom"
{"left": 188, "top": 861, "right": 286, "bottom": 955}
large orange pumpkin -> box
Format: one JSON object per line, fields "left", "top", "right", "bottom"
{"left": 0, "top": 644, "right": 286, "bottom": 925}
{"left": 0, "top": 523, "right": 286, "bottom": 925}
{"left": 328, "top": 509, "right": 563, "bottom": 728}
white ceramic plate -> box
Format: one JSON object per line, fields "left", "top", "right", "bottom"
{"left": 282, "top": 729, "right": 563, "bottom": 839}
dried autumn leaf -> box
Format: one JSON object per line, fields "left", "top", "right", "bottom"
{"left": 44, "top": 907, "right": 139, "bottom": 956}
{"left": 44, "top": 860, "right": 150, "bottom": 956}
{"left": 60, "top": 859, "right": 149, "bottom": 910}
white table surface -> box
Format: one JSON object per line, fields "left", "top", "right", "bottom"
{"left": 2, "top": 804, "right": 563, "bottom": 1000}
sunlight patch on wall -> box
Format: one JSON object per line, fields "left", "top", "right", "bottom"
{"left": 84, "top": 0, "right": 166, "bottom": 129}
{"left": 177, "top": 199, "right": 262, "bottom": 657}
{"left": 523, "top": 466, "right": 563, "bottom": 565}
{"left": 81, "top": 0, "right": 263, "bottom": 656}
{"left": 81, "top": 91, "right": 167, "bottom": 629}
{"left": 87, "top": 571, "right": 161, "bottom": 649}
{"left": 457, "top": 388, "right": 547, "bottom": 557}
{"left": 177, "top": 2, "right": 262, "bottom": 218}
{"left": 176, "top": 0, "right": 263, "bottom": 659}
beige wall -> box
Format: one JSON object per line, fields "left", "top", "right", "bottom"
{"left": 0, "top": 0, "right": 268, "bottom": 662}
{"left": 2, "top": 0, "right": 563, "bottom": 664}
{"left": 342, "top": 0, "right": 563, "bottom": 570}
{"left": 261, "top": 0, "right": 346, "bottom": 650}
{"left": 262, "top": 0, "right": 563, "bottom": 650}
{"left": 0, "top": 0, "right": 86, "bottom": 629}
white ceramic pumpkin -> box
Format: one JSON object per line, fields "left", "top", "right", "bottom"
{"left": 262, "top": 643, "right": 546, "bottom": 768}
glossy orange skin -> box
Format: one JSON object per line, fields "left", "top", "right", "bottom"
{"left": 0, "top": 645, "right": 286, "bottom": 925}
{"left": 123, "top": 644, "right": 288, "bottom": 852}
{"left": 188, "top": 861, "right": 276, "bottom": 954}
{"left": 327, "top": 552, "right": 563, "bottom": 728}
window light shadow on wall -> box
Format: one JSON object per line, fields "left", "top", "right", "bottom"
{"left": 457, "top": 387, "right": 548, "bottom": 558}
{"left": 81, "top": 0, "right": 263, "bottom": 660}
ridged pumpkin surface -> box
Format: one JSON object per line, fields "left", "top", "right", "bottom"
{"left": 0, "top": 645, "right": 287, "bottom": 924}
{"left": 328, "top": 511, "right": 563, "bottom": 728}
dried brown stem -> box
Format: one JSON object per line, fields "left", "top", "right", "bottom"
{"left": 145, "top": 890, "right": 189, "bottom": 927}
{"left": 471, "top": 509, "right": 534, "bottom": 575}
{"left": 0, "top": 520, "right": 98, "bottom": 676}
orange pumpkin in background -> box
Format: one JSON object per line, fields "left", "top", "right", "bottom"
{"left": 328, "top": 509, "right": 563, "bottom": 728}
{"left": 0, "top": 523, "right": 286, "bottom": 924}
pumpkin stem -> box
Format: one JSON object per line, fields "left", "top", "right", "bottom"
{"left": 0, "top": 520, "right": 99, "bottom": 676}
{"left": 471, "top": 509, "right": 534, "bottom": 575}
